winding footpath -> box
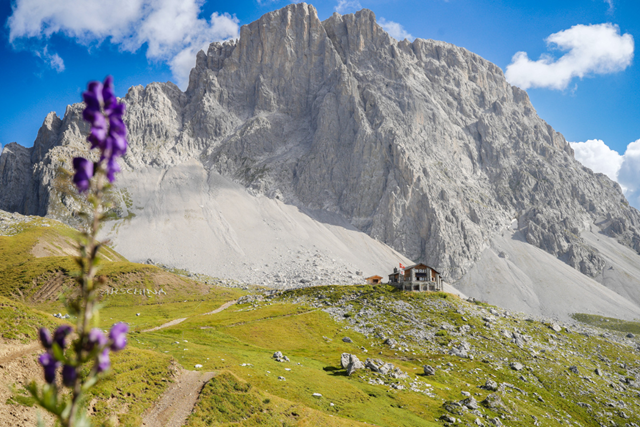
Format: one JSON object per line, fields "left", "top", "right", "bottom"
{"left": 141, "top": 299, "right": 237, "bottom": 333}
{"left": 141, "top": 370, "right": 215, "bottom": 427}
{"left": 140, "top": 299, "right": 237, "bottom": 426}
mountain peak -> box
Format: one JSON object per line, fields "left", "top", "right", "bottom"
{"left": 2, "top": 4, "right": 640, "bottom": 320}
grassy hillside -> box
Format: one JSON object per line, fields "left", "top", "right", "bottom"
{"left": 136, "top": 286, "right": 640, "bottom": 426}
{"left": 0, "top": 296, "right": 60, "bottom": 342}
{"left": 0, "top": 212, "right": 246, "bottom": 426}
{"left": 0, "top": 212, "right": 244, "bottom": 331}
{"left": 3, "top": 212, "right": 640, "bottom": 426}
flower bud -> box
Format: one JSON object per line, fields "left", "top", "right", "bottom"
{"left": 39, "top": 352, "right": 60, "bottom": 384}
{"left": 62, "top": 365, "right": 77, "bottom": 387}
{"left": 54, "top": 325, "right": 73, "bottom": 349}
{"left": 109, "top": 323, "right": 128, "bottom": 351}
{"left": 97, "top": 348, "right": 110, "bottom": 373}
{"left": 72, "top": 157, "right": 94, "bottom": 193}
{"left": 39, "top": 328, "right": 53, "bottom": 349}
{"left": 86, "top": 328, "right": 107, "bottom": 351}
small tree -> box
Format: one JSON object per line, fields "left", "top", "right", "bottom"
{"left": 28, "top": 76, "right": 129, "bottom": 427}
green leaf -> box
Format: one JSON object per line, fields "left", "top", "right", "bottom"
{"left": 51, "top": 343, "right": 68, "bottom": 364}
{"left": 60, "top": 399, "right": 72, "bottom": 421}
{"left": 41, "top": 384, "right": 63, "bottom": 415}
{"left": 82, "top": 375, "right": 98, "bottom": 391}
{"left": 36, "top": 412, "right": 47, "bottom": 427}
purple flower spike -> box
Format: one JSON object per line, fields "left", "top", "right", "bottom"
{"left": 82, "top": 81, "right": 103, "bottom": 111}
{"left": 87, "top": 114, "right": 108, "bottom": 148}
{"left": 86, "top": 328, "right": 108, "bottom": 351}
{"left": 81, "top": 76, "right": 127, "bottom": 184}
{"left": 39, "top": 328, "right": 53, "bottom": 349}
{"left": 97, "top": 348, "right": 110, "bottom": 373}
{"left": 62, "top": 365, "right": 77, "bottom": 387}
{"left": 102, "top": 76, "right": 117, "bottom": 109}
{"left": 39, "top": 352, "right": 60, "bottom": 384}
{"left": 54, "top": 325, "right": 73, "bottom": 349}
{"left": 108, "top": 101, "right": 126, "bottom": 119}
{"left": 72, "top": 157, "right": 94, "bottom": 193}
{"left": 109, "top": 323, "right": 128, "bottom": 351}
{"left": 106, "top": 156, "right": 121, "bottom": 183}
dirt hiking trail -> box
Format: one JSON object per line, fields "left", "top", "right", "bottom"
{"left": 141, "top": 318, "right": 187, "bottom": 333}
{"left": 141, "top": 299, "right": 237, "bottom": 333}
{"left": 0, "top": 341, "right": 55, "bottom": 427}
{"left": 201, "top": 299, "right": 237, "bottom": 316}
{"left": 141, "top": 370, "right": 215, "bottom": 427}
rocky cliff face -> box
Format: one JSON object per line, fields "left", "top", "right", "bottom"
{"left": 1, "top": 3, "right": 639, "bottom": 285}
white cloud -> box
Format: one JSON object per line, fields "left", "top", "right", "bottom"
{"left": 378, "top": 18, "right": 414, "bottom": 42}
{"left": 35, "top": 46, "right": 65, "bottom": 72}
{"left": 618, "top": 140, "right": 640, "bottom": 209}
{"left": 335, "top": 0, "right": 361, "bottom": 14}
{"left": 570, "top": 139, "right": 623, "bottom": 182}
{"left": 571, "top": 139, "right": 640, "bottom": 209}
{"left": 505, "top": 23, "right": 634, "bottom": 90}
{"left": 604, "top": 0, "right": 614, "bottom": 13}
{"left": 7, "top": 0, "right": 239, "bottom": 89}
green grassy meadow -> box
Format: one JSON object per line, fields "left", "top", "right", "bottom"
{"left": 3, "top": 215, "right": 640, "bottom": 426}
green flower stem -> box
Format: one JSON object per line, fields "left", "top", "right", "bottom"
{"left": 67, "top": 167, "right": 106, "bottom": 427}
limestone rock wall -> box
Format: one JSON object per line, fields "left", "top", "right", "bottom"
{"left": 1, "top": 3, "right": 639, "bottom": 282}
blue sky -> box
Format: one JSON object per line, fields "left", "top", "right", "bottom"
{"left": 1, "top": 0, "right": 639, "bottom": 205}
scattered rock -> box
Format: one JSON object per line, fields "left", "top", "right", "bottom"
{"left": 342, "top": 337, "right": 353, "bottom": 343}
{"left": 423, "top": 365, "right": 436, "bottom": 376}
{"left": 483, "top": 379, "right": 499, "bottom": 391}
{"left": 449, "top": 342, "right": 471, "bottom": 358}
{"left": 440, "top": 414, "right": 457, "bottom": 423}
{"left": 237, "top": 294, "right": 264, "bottom": 304}
{"left": 549, "top": 323, "right": 562, "bottom": 332}
{"left": 389, "top": 367, "right": 409, "bottom": 379}
{"left": 340, "top": 353, "right": 351, "bottom": 369}
{"left": 461, "top": 396, "right": 478, "bottom": 410}
{"left": 443, "top": 401, "right": 467, "bottom": 416}
{"left": 273, "top": 351, "right": 290, "bottom": 362}
{"left": 510, "top": 362, "right": 524, "bottom": 371}
{"left": 346, "top": 355, "right": 364, "bottom": 376}
{"left": 482, "top": 394, "right": 509, "bottom": 413}
{"left": 383, "top": 338, "right": 397, "bottom": 347}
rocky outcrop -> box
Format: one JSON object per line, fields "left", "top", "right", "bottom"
{"left": 1, "top": 3, "right": 639, "bottom": 285}
{"left": 0, "top": 142, "right": 32, "bottom": 213}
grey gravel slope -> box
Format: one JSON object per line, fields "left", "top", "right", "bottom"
{"left": 102, "top": 161, "right": 412, "bottom": 287}
{"left": 455, "top": 223, "right": 640, "bottom": 321}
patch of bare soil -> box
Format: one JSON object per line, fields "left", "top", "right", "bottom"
{"left": 28, "top": 271, "right": 73, "bottom": 304}
{"left": 31, "top": 235, "right": 78, "bottom": 258}
{"left": 141, "top": 369, "right": 215, "bottom": 427}
{"left": 0, "top": 340, "right": 54, "bottom": 427}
